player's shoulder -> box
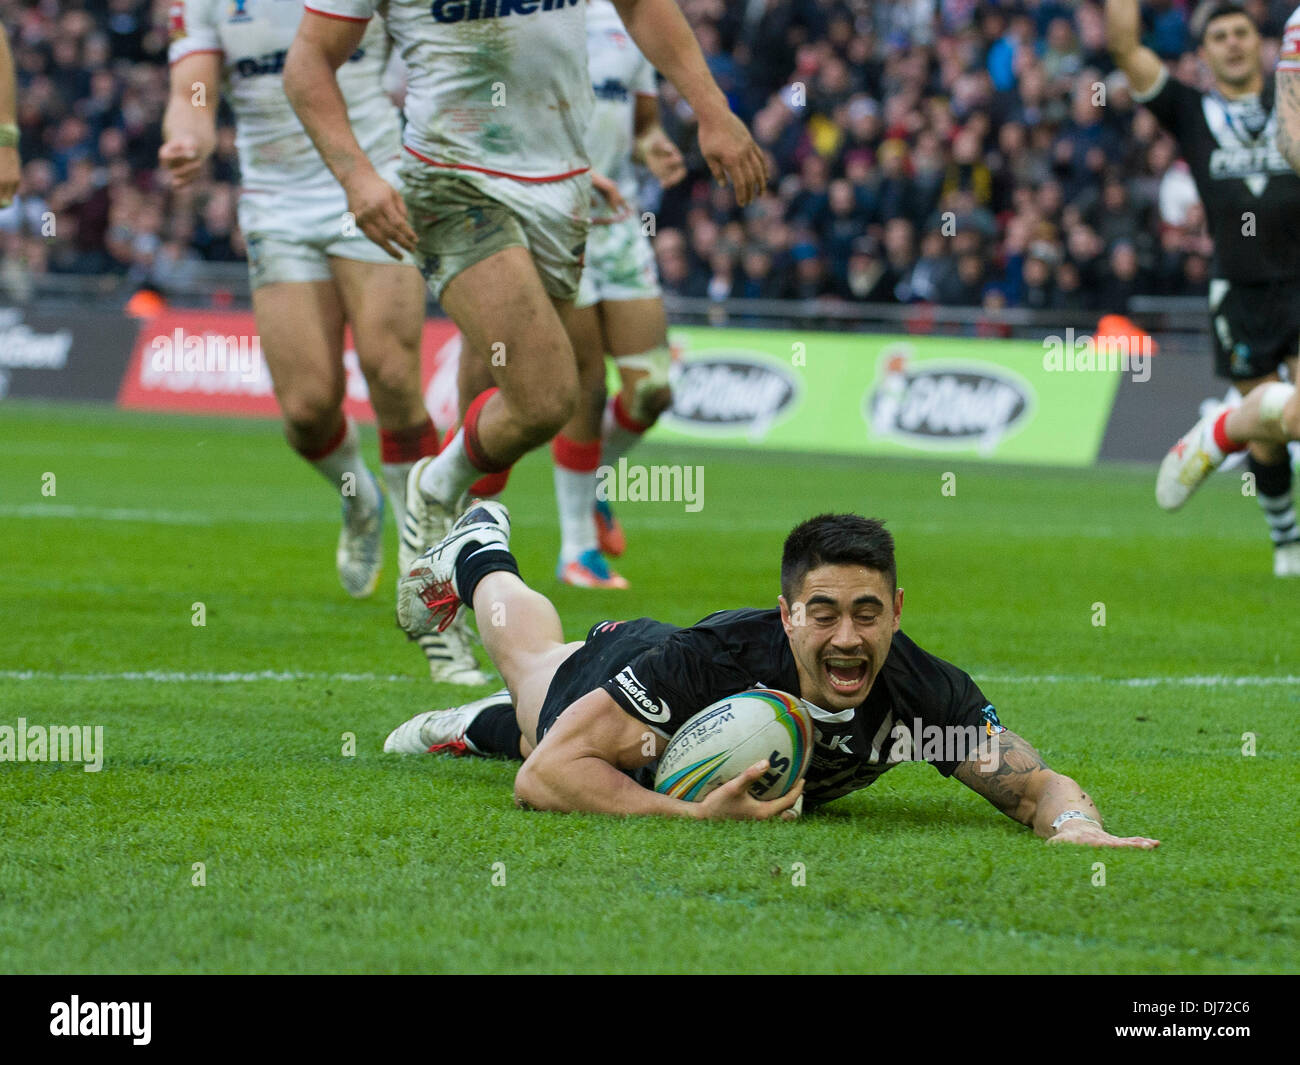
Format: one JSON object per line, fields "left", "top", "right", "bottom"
{"left": 691, "top": 606, "right": 782, "bottom": 637}
{"left": 883, "top": 628, "right": 976, "bottom": 691}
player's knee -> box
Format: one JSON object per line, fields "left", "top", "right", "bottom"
{"left": 279, "top": 390, "right": 343, "bottom": 441}
{"left": 517, "top": 382, "right": 577, "bottom": 446}
{"left": 361, "top": 360, "right": 422, "bottom": 422}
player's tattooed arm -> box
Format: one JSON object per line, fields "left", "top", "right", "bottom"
{"left": 954, "top": 730, "right": 1159, "bottom": 848}
{"left": 1277, "top": 70, "right": 1300, "bottom": 173}
{"left": 954, "top": 730, "right": 1053, "bottom": 829}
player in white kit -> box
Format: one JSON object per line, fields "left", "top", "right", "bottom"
{"left": 282, "top": 0, "right": 768, "bottom": 600}
{"left": 160, "top": 0, "right": 489, "bottom": 684}
{"left": 549, "top": 0, "right": 686, "bottom": 588}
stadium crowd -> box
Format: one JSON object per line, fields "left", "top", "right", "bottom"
{"left": 0, "top": 0, "right": 1296, "bottom": 311}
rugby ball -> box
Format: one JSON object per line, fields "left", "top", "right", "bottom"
{"left": 654, "top": 689, "right": 814, "bottom": 802}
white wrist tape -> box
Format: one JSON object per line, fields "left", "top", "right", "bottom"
{"left": 1051, "top": 810, "right": 1100, "bottom": 831}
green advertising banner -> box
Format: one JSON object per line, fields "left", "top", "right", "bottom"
{"left": 638, "top": 327, "right": 1124, "bottom": 467}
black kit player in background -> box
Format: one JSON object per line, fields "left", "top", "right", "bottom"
{"left": 384, "top": 508, "right": 1160, "bottom": 848}
{"left": 1107, "top": 0, "right": 1300, "bottom": 575}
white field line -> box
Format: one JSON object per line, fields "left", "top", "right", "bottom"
{"left": 0, "top": 669, "right": 418, "bottom": 683}
{"left": 0, "top": 503, "right": 1250, "bottom": 540}
{"left": 2, "top": 669, "right": 1297, "bottom": 688}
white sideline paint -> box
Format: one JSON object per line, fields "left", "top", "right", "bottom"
{"left": 0, "top": 502, "right": 1253, "bottom": 541}
{"left": 2, "top": 669, "right": 1297, "bottom": 688}
{"left": 0, "top": 669, "right": 418, "bottom": 684}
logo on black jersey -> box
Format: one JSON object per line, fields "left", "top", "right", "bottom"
{"left": 613, "top": 666, "right": 670, "bottom": 723}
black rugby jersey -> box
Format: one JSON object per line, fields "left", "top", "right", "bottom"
{"left": 1136, "top": 66, "right": 1300, "bottom": 283}
{"left": 594, "top": 608, "right": 998, "bottom": 807}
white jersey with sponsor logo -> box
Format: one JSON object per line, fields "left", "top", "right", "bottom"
{"left": 305, "top": 0, "right": 593, "bottom": 182}
{"left": 585, "top": 0, "right": 656, "bottom": 219}
{"left": 167, "top": 0, "right": 400, "bottom": 194}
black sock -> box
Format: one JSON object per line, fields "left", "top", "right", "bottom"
{"left": 1249, "top": 453, "right": 1299, "bottom": 547}
{"left": 455, "top": 543, "right": 521, "bottom": 606}
{"left": 464, "top": 701, "right": 523, "bottom": 760}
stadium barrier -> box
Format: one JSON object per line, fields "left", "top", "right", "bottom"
{"left": 0, "top": 300, "right": 1228, "bottom": 465}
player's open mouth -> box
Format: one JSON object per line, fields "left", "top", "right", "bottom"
{"left": 824, "top": 658, "right": 868, "bottom": 693}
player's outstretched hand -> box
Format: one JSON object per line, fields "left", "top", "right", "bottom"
{"left": 697, "top": 107, "right": 767, "bottom": 206}
{"left": 697, "top": 761, "right": 804, "bottom": 821}
{"left": 641, "top": 131, "right": 686, "bottom": 189}
{"left": 344, "top": 168, "right": 417, "bottom": 260}
{"left": 1046, "top": 822, "right": 1160, "bottom": 849}
{"left": 158, "top": 136, "right": 206, "bottom": 188}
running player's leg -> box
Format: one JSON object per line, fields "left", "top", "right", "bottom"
{"left": 1232, "top": 370, "right": 1300, "bottom": 572}
{"left": 332, "top": 254, "right": 492, "bottom": 681}
{"left": 553, "top": 299, "right": 627, "bottom": 587}
{"left": 595, "top": 295, "right": 673, "bottom": 557}
{"left": 254, "top": 279, "right": 385, "bottom": 598}
{"left": 329, "top": 256, "right": 437, "bottom": 534}
{"left": 456, "top": 339, "right": 512, "bottom": 499}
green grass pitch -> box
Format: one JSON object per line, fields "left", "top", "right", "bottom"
{"left": 1, "top": 401, "right": 1296, "bottom": 974}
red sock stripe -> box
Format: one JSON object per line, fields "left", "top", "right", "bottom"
{"left": 470, "top": 467, "right": 512, "bottom": 496}
{"left": 551, "top": 433, "right": 602, "bottom": 472}
{"left": 298, "top": 418, "right": 348, "bottom": 462}
{"left": 1212, "top": 411, "right": 1246, "bottom": 455}
{"left": 379, "top": 416, "right": 439, "bottom": 463}
{"left": 612, "top": 393, "right": 651, "bottom": 434}
{"left": 462, "top": 387, "right": 510, "bottom": 472}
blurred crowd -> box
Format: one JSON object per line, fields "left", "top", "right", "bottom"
{"left": 2, "top": 0, "right": 1298, "bottom": 313}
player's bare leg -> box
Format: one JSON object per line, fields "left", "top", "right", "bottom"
{"left": 332, "top": 256, "right": 491, "bottom": 680}
{"left": 391, "top": 500, "right": 580, "bottom": 758}
{"left": 595, "top": 297, "right": 675, "bottom": 558}
{"left": 403, "top": 247, "right": 578, "bottom": 561}
{"left": 254, "top": 279, "right": 386, "bottom": 598}
{"left": 330, "top": 257, "right": 434, "bottom": 532}
{"left": 1226, "top": 367, "right": 1300, "bottom": 576}
{"left": 553, "top": 300, "right": 627, "bottom": 588}
{"left": 1157, "top": 374, "right": 1300, "bottom": 514}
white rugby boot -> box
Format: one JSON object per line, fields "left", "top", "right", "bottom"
{"left": 397, "top": 499, "right": 512, "bottom": 635}
{"left": 415, "top": 617, "right": 494, "bottom": 685}
{"left": 1156, "top": 405, "right": 1229, "bottom": 511}
{"left": 400, "top": 455, "right": 456, "bottom": 578}
{"left": 337, "top": 473, "right": 384, "bottom": 599}
{"left": 1274, "top": 542, "right": 1300, "bottom": 577}
{"left": 383, "top": 689, "right": 513, "bottom": 755}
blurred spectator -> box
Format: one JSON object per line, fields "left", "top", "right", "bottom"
{"left": 2, "top": 0, "right": 1284, "bottom": 313}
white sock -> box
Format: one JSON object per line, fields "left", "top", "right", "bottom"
{"left": 601, "top": 395, "right": 648, "bottom": 466}
{"left": 307, "top": 418, "right": 379, "bottom": 512}
{"left": 417, "top": 428, "right": 479, "bottom": 506}
{"left": 381, "top": 461, "right": 412, "bottom": 531}
{"left": 554, "top": 463, "right": 598, "bottom": 562}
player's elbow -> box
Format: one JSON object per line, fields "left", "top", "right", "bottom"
{"left": 514, "top": 757, "right": 562, "bottom": 812}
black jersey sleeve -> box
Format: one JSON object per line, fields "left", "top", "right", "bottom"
{"left": 885, "top": 632, "right": 1000, "bottom": 777}
{"left": 1133, "top": 65, "right": 1202, "bottom": 143}
{"left": 600, "top": 626, "right": 758, "bottom": 737}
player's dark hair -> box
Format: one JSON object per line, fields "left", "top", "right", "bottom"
{"left": 781, "top": 514, "right": 896, "bottom": 600}
{"left": 1192, "top": 1, "right": 1256, "bottom": 43}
